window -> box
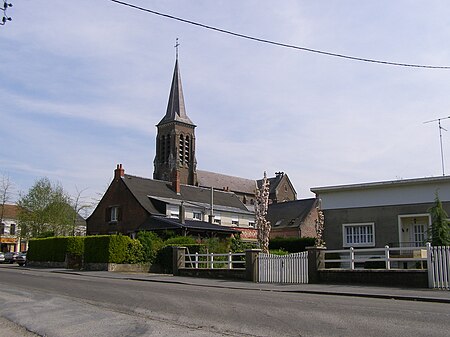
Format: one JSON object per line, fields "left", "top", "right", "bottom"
{"left": 343, "top": 223, "right": 375, "bottom": 247}
{"left": 231, "top": 217, "right": 239, "bottom": 226}
{"left": 193, "top": 212, "right": 202, "bottom": 221}
{"left": 413, "top": 224, "right": 426, "bottom": 247}
{"left": 106, "top": 206, "right": 121, "bottom": 223}
{"left": 10, "top": 224, "right": 16, "bottom": 235}
{"left": 170, "top": 210, "right": 179, "bottom": 219}
{"left": 111, "top": 207, "right": 119, "bottom": 222}
{"left": 0, "top": 223, "right": 4, "bottom": 235}
{"left": 248, "top": 221, "right": 256, "bottom": 228}
{"left": 214, "top": 214, "right": 221, "bottom": 225}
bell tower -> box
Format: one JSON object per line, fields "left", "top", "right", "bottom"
{"left": 153, "top": 56, "right": 197, "bottom": 186}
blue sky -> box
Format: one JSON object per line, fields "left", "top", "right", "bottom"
{"left": 2, "top": 1, "right": 450, "bottom": 211}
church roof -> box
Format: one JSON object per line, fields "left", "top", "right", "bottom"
{"left": 157, "top": 59, "right": 195, "bottom": 127}
{"left": 197, "top": 170, "right": 257, "bottom": 196}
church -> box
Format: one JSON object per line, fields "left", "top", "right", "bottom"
{"left": 87, "top": 56, "right": 317, "bottom": 240}
{"left": 152, "top": 57, "right": 298, "bottom": 207}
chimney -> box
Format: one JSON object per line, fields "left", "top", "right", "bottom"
{"left": 172, "top": 170, "right": 181, "bottom": 194}
{"left": 115, "top": 164, "right": 125, "bottom": 179}
{"left": 179, "top": 201, "right": 185, "bottom": 224}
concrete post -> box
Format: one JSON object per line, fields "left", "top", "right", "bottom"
{"left": 173, "top": 246, "right": 186, "bottom": 276}
{"left": 245, "top": 249, "right": 261, "bottom": 282}
{"left": 306, "top": 246, "right": 327, "bottom": 284}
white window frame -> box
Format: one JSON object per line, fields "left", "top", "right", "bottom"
{"left": 192, "top": 211, "right": 202, "bottom": 221}
{"left": 342, "top": 222, "right": 375, "bottom": 248}
{"left": 248, "top": 221, "right": 256, "bottom": 228}
{"left": 110, "top": 206, "right": 119, "bottom": 222}
{"left": 214, "top": 214, "right": 221, "bottom": 225}
{"left": 231, "top": 216, "right": 239, "bottom": 226}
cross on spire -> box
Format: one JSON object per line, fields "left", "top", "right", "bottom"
{"left": 175, "top": 38, "right": 180, "bottom": 59}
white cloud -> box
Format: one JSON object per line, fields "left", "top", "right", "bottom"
{"left": 2, "top": 0, "right": 450, "bottom": 205}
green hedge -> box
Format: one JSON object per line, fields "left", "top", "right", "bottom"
{"left": 269, "top": 237, "right": 315, "bottom": 253}
{"left": 84, "top": 235, "right": 144, "bottom": 264}
{"left": 28, "top": 237, "right": 85, "bottom": 262}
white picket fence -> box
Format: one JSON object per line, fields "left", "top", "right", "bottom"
{"left": 427, "top": 244, "right": 450, "bottom": 290}
{"left": 258, "top": 252, "right": 308, "bottom": 284}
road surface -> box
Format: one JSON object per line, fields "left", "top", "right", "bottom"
{"left": 0, "top": 266, "right": 449, "bottom": 336}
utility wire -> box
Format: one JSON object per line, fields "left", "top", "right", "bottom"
{"left": 109, "top": 0, "right": 450, "bottom": 70}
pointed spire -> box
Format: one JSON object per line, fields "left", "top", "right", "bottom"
{"left": 157, "top": 58, "right": 195, "bottom": 126}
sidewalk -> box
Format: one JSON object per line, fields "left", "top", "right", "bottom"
{"left": 49, "top": 268, "right": 450, "bottom": 304}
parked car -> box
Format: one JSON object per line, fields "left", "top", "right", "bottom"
{"left": 0, "top": 252, "right": 5, "bottom": 263}
{"left": 14, "top": 252, "right": 26, "bottom": 266}
{"left": 4, "top": 252, "right": 18, "bottom": 264}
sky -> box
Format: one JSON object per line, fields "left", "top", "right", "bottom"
{"left": 2, "top": 1, "right": 450, "bottom": 213}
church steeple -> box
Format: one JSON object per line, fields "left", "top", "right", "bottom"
{"left": 157, "top": 59, "right": 194, "bottom": 127}
{"left": 153, "top": 56, "right": 197, "bottom": 186}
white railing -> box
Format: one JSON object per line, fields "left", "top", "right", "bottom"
{"left": 427, "top": 244, "right": 450, "bottom": 290}
{"left": 321, "top": 245, "right": 428, "bottom": 270}
{"left": 184, "top": 252, "right": 246, "bottom": 270}
{"left": 258, "top": 252, "right": 308, "bottom": 284}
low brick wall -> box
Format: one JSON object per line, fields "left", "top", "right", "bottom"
{"left": 83, "top": 263, "right": 151, "bottom": 272}
{"left": 318, "top": 269, "right": 428, "bottom": 288}
{"left": 179, "top": 268, "right": 246, "bottom": 280}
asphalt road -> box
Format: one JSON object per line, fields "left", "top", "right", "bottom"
{"left": 0, "top": 266, "right": 449, "bottom": 337}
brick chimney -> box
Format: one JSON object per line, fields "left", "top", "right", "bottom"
{"left": 115, "top": 164, "right": 125, "bottom": 179}
{"left": 172, "top": 170, "right": 181, "bottom": 194}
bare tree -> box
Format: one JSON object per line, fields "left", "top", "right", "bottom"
{"left": 70, "top": 187, "right": 93, "bottom": 236}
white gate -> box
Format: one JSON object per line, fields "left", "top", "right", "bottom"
{"left": 427, "top": 244, "right": 450, "bottom": 290}
{"left": 258, "top": 252, "right": 308, "bottom": 284}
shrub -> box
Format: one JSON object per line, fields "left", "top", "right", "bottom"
{"left": 27, "top": 236, "right": 85, "bottom": 263}
{"left": 231, "top": 235, "right": 259, "bottom": 253}
{"left": 203, "top": 237, "right": 230, "bottom": 254}
{"left": 269, "top": 249, "right": 289, "bottom": 256}
{"left": 27, "top": 237, "right": 69, "bottom": 262}
{"left": 136, "top": 231, "right": 164, "bottom": 263}
{"left": 84, "top": 235, "right": 145, "bottom": 264}
{"left": 269, "top": 237, "right": 315, "bottom": 253}
{"left": 164, "top": 236, "right": 197, "bottom": 246}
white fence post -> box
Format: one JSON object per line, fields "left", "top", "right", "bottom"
{"left": 426, "top": 243, "right": 434, "bottom": 288}
{"left": 350, "top": 247, "right": 355, "bottom": 270}
{"left": 228, "top": 252, "right": 232, "bottom": 270}
{"left": 210, "top": 253, "right": 214, "bottom": 269}
{"left": 385, "top": 245, "right": 391, "bottom": 270}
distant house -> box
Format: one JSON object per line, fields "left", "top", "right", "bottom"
{"left": 268, "top": 198, "right": 319, "bottom": 239}
{"left": 0, "top": 204, "right": 25, "bottom": 252}
{"left": 86, "top": 165, "right": 255, "bottom": 239}
{"left": 311, "top": 176, "right": 450, "bottom": 250}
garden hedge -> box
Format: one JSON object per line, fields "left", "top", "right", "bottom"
{"left": 27, "top": 237, "right": 85, "bottom": 262}
{"left": 269, "top": 237, "right": 315, "bottom": 253}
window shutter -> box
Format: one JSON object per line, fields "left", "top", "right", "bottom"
{"left": 105, "top": 207, "right": 110, "bottom": 222}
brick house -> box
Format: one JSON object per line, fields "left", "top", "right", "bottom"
{"left": 86, "top": 165, "right": 254, "bottom": 238}
{"left": 268, "top": 198, "right": 319, "bottom": 239}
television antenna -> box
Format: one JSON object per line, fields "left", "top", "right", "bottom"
{"left": 424, "top": 116, "right": 450, "bottom": 176}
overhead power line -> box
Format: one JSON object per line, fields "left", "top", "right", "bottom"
{"left": 109, "top": 0, "right": 450, "bottom": 70}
